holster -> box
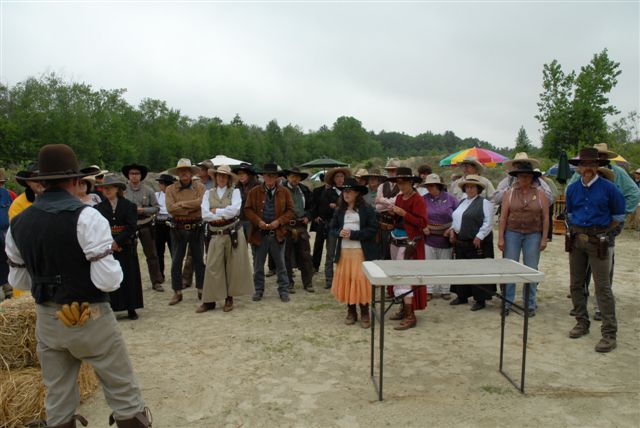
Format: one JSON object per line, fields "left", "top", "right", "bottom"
{"left": 230, "top": 225, "right": 240, "bottom": 249}
{"left": 596, "top": 234, "right": 608, "bottom": 260}
{"left": 564, "top": 232, "right": 574, "bottom": 253}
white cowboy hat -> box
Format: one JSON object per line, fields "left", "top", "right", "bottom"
{"left": 208, "top": 164, "right": 237, "bottom": 186}
{"left": 167, "top": 158, "right": 200, "bottom": 175}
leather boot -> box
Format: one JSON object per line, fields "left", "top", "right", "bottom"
{"left": 168, "top": 291, "right": 182, "bottom": 306}
{"left": 32, "top": 415, "right": 88, "bottom": 428}
{"left": 359, "top": 304, "right": 370, "bottom": 329}
{"left": 394, "top": 303, "right": 416, "bottom": 330}
{"left": 345, "top": 304, "right": 357, "bottom": 325}
{"left": 389, "top": 302, "right": 404, "bottom": 321}
{"left": 109, "top": 408, "right": 152, "bottom": 427}
{"left": 223, "top": 296, "right": 233, "bottom": 312}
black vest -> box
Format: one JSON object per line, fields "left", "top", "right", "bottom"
{"left": 382, "top": 181, "right": 400, "bottom": 198}
{"left": 11, "top": 191, "right": 108, "bottom": 304}
{"left": 263, "top": 187, "right": 277, "bottom": 223}
{"left": 458, "top": 197, "right": 485, "bottom": 241}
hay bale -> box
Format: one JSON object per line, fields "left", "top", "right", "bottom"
{"left": 0, "top": 297, "right": 38, "bottom": 371}
{"left": 0, "top": 363, "right": 99, "bottom": 428}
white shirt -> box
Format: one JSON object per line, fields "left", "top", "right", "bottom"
{"left": 5, "top": 207, "right": 123, "bottom": 292}
{"left": 155, "top": 191, "right": 170, "bottom": 218}
{"left": 451, "top": 195, "right": 494, "bottom": 240}
{"left": 201, "top": 186, "right": 242, "bottom": 222}
{"left": 341, "top": 209, "right": 362, "bottom": 249}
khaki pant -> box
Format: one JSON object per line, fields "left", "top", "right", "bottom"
{"left": 569, "top": 238, "right": 617, "bottom": 337}
{"left": 36, "top": 302, "right": 145, "bottom": 425}
{"left": 202, "top": 229, "right": 253, "bottom": 302}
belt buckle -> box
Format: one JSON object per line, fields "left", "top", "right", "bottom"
{"left": 268, "top": 230, "right": 276, "bottom": 237}
{"left": 578, "top": 233, "right": 589, "bottom": 243}
{"left": 184, "top": 224, "right": 192, "bottom": 230}
{"left": 289, "top": 220, "right": 296, "bottom": 226}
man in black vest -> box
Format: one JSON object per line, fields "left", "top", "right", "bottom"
{"left": 310, "top": 173, "right": 328, "bottom": 272}
{"left": 5, "top": 145, "right": 151, "bottom": 428}
{"left": 282, "top": 167, "right": 315, "bottom": 293}
{"left": 375, "top": 159, "right": 400, "bottom": 260}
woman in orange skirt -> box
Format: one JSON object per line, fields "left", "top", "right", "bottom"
{"left": 330, "top": 177, "right": 380, "bottom": 328}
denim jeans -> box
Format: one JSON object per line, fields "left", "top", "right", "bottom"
{"left": 503, "top": 230, "right": 541, "bottom": 310}
{"left": 251, "top": 234, "right": 289, "bottom": 296}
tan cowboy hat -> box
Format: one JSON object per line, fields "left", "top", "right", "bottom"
{"left": 325, "top": 167, "right": 352, "bottom": 185}
{"left": 384, "top": 158, "right": 400, "bottom": 170}
{"left": 362, "top": 168, "right": 387, "bottom": 181}
{"left": 635, "top": 168, "right": 640, "bottom": 175}
{"left": 167, "top": 158, "right": 200, "bottom": 175}
{"left": 420, "top": 173, "right": 445, "bottom": 188}
{"left": 503, "top": 152, "right": 540, "bottom": 169}
{"left": 208, "top": 164, "right": 237, "bottom": 186}
{"left": 457, "top": 174, "right": 487, "bottom": 191}
{"left": 593, "top": 143, "right": 618, "bottom": 160}
{"left": 354, "top": 168, "right": 369, "bottom": 178}
{"left": 597, "top": 167, "right": 615, "bottom": 181}
{"left": 458, "top": 156, "right": 484, "bottom": 171}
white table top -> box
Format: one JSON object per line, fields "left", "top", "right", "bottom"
{"left": 362, "top": 259, "right": 544, "bottom": 286}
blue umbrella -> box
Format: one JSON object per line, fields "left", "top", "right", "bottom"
{"left": 545, "top": 163, "right": 577, "bottom": 178}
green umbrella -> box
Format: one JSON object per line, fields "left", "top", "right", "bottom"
{"left": 556, "top": 151, "right": 572, "bottom": 184}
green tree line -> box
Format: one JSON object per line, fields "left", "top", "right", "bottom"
{"left": 0, "top": 74, "right": 506, "bottom": 171}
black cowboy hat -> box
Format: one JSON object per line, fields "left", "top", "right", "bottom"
{"left": 337, "top": 177, "right": 368, "bottom": 195}
{"left": 508, "top": 162, "right": 542, "bottom": 178}
{"left": 231, "top": 162, "right": 257, "bottom": 176}
{"left": 256, "top": 163, "right": 282, "bottom": 175}
{"left": 155, "top": 173, "right": 177, "bottom": 185}
{"left": 568, "top": 148, "right": 610, "bottom": 166}
{"left": 15, "top": 162, "right": 39, "bottom": 187}
{"left": 281, "top": 166, "right": 309, "bottom": 180}
{"left": 385, "top": 167, "right": 421, "bottom": 184}
{"left": 121, "top": 163, "right": 149, "bottom": 181}
{"left": 29, "top": 145, "right": 99, "bottom": 181}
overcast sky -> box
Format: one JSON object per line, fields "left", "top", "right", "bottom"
{"left": 1, "top": 1, "right": 638, "bottom": 149}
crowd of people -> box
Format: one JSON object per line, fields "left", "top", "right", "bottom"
{"left": 0, "top": 142, "right": 638, "bottom": 427}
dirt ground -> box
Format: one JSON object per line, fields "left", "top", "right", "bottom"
{"left": 78, "top": 229, "right": 640, "bottom": 427}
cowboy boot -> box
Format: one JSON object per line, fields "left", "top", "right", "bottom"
{"left": 359, "top": 304, "right": 370, "bottom": 329}
{"left": 29, "top": 415, "right": 89, "bottom": 428}
{"left": 108, "top": 408, "right": 152, "bottom": 428}
{"left": 345, "top": 304, "right": 357, "bottom": 325}
{"left": 223, "top": 296, "right": 233, "bottom": 312}
{"left": 394, "top": 303, "right": 416, "bottom": 330}
{"left": 389, "top": 302, "right": 404, "bottom": 320}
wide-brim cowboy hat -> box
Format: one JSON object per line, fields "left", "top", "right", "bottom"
{"left": 337, "top": 177, "right": 368, "bottom": 195}
{"left": 568, "top": 148, "right": 609, "bottom": 166}
{"left": 420, "top": 173, "right": 445, "bottom": 188}
{"left": 122, "top": 163, "right": 149, "bottom": 180}
{"left": 208, "top": 164, "right": 238, "bottom": 186}
{"left": 99, "top": 174, "right": 127, "bottom": 190}
{"left": 197, "top": 159, "right": 215, "bottom": 170}
{"left": 231, "top": 163, "right": 257, "bottom": 176}
{"left": 155, "top": 173, "right": 177, "bottom": 185}
{"left": 15, "top": 162, "right": 39, "bottom": 187}
{"left": 167, "top": 158, "right": 200, "bottom": 175}
{"left": 503, "top": 152, "right": 540, "bottom": 169}
{"left": 88, "top": 165, "right": 109, "bottom": 177}
{"left": 508, "top": 163, "right": 542, "bottom": 178}
{"left": 325, "top": 167, "right": 352, "bottom": 185}
{"left": 353, "top": 168, "right": 369, "bottom": 178}
{"left": 457, "top": 174, "right": 487, "bottom": 191}
{"left": 362, "top": 168, "right": 387, "bottom": 181}
{"left": 593, "top": 143, "right": 618, "bottom": 160}
{"left": 29, "top": 145, "right": 99, "bottom": 181}
{"left": 282, "top": 167, "right": 309, "bottom": 180}
{"left": 384, "top": 158, "right": 400, "bottom": 170}
{"left": 458, "top": 156, "right": 484, "bottom": 171}
{"left": 385, "top": 167, "right": 421, "bottom": 184}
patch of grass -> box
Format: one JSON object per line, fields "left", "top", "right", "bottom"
{"left": 480, "top": 385, "right": 511, "bottom": 395}
{"left": 307, "top": 303, "right": 335, "bottom": 311}
{"left": 265, "top": 340, "right": 295, "bottom": 354}
{"left": 301, "top": 334, "right": 326, "bottom": 347}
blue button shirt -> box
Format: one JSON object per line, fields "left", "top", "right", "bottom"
{"left": 566, "top": 176, "right": 625, "bottom": 227}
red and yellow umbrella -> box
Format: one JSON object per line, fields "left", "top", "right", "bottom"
{"left": 439, "top": 147, "right": 508, "bottom": 168}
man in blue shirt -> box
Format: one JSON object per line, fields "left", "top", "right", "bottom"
{"left": 566, "top": 148, "right": 625, "bottom": 353}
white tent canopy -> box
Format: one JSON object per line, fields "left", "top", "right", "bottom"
{"left": 209, "top": 155, "right": 248, "bottom": 166}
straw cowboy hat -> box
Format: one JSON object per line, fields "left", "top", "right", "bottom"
{"left": 231, "top": 162, "right": 257, "bottom": 176}
{"left": 503, "top": 152, "right": 540, "bottom": 169}
{"left": 325, "top": 167, "right": 352, "bottom": 185}
{"left": 597, "top": 167, "right": 615, "bottom": 181}
{"left": 508, "top": 162, "right": 542, "bottom": 178}
{"left": 420, "top": 173, "right": 445, "bottom": 189}
{"left": 282, "top": 166, "right": 309, "bottom": 180}
{"left": 121, "top": 163, "right": 149, "bottom": 180}
{"left": 197, "top": 159, "right": 215, "bottom": 170}
{"left": 29, "top": 144, "right": 99, "bottom": 181}
{"left": 593, "top": 143, "right": 618, "bottom": 160}
{"left": 458, "top": 156, "right": 484, "bottom": 171}
{"left": 457, "top": 174, "right": 487, "bottom": 191}
{"left": 155, "top": 173, "right": 177, "bottom": 185}
{"left": 353, "top": 168, "right": 369, "bottom": 178}
{"left": 384, "top": 158, "right": 400, "bottom": 170}
{"left": 337, "top": 177, "right": 368, "bottom": 195}
{"left": 208, "top": 164, "right": 237, "bottom": 186}
{"left": 385, "top": 167, "right": 421, "bottom": 184}
{"left": 100, "top": 174, "right": 127, "bottom": 190}
{"left": 568, "top": 148, "right": 609, "bottom": 166}
{"left": 167, "top": 158, "right": 200, "bottom": 175}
